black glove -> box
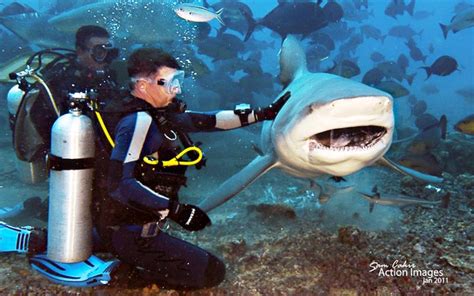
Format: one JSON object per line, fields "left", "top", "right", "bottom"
{"left": 254, "top": 91, "right": 291, "bottom": 121}
{"left": 168, "top": 200, "right": 211, "bottom": 231}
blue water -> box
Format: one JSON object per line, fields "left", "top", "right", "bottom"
{"left": 0, "top": 0, "right": 473, "bottom": 294}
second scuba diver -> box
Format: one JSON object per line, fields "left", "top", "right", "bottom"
{"left": 4, "top": 25, "right": 121, "bottom": 218}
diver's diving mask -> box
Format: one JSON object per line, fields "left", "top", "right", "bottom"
{"left": 157, "top": 70, "right": 184, "bottom": 95}
{"left": 90, "top": 43, "right": 119, "bottom": 64}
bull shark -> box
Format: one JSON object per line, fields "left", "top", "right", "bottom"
{"left": 0, "top": 11, "right": 73, "bottom": 49}
{"left": 199, "top": 35, "right": 442, "bottom": 212}
{"left": 48, "top": 0, "right": 194, "bottom": 44}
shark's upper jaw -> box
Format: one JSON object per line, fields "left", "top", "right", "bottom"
{"left": 310, "top": 125, "right": 387, "bottom": 151}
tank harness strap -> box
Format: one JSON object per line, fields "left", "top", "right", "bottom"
{"left": 48, "top": 154, "right": 95, "bottom": 171}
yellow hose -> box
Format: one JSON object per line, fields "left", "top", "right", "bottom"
{"left": 94, "top": 110, "right": 116, "bottom": 148}
{"left": 94, "top": 102, "right": 201, "bottom": 167}
{"left": 143, "top": 146, "right": 203, "bottom": 167}
{"left": 30, "top": 74, "right": 202, "bottom": 167}
{"left": 31, "top": 73, "right": 60, "bottom": 117}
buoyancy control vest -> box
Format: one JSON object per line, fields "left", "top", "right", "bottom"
{"left": 8, "top": 49, "right": 76, "bottom": 183}
{"left": 9, "top": 49, "right": 120, "bottom": 183}
{"left": 93, "top": 98, "right": 205, "bottom": 229}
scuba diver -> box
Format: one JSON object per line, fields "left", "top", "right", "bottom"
{"left": 0, "top": 48, "right": 291, "bottom": 289}
{"left": 3, "top": 25, "right": 121, "bottom": 216}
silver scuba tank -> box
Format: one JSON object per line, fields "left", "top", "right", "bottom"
{"left": 7, "top": 84, "right": 24, "bottom": 124}
{"left": 47, "top": 93, "right": 95, "bottom": 263}
{"left": 7, "top": 84, "right": 48, "bottom": 184}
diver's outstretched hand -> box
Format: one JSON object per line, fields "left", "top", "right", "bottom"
{"left": 255, "top": 91, "right": 291, "bottom": 121}
{"left": 168, "top": 201, "right": 211, "bottom": 231}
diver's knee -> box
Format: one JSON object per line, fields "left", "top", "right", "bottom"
{"left": 203, "top": 253, "right": 226, "bottom": 288}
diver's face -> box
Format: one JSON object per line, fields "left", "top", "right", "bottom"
{"left": 137, "top": 66, "right": 180, "bottom": 108}
{"left": 77, "top": 36, "right": 111, "bottom": 71}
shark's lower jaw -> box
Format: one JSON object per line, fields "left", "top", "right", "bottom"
{"left": 310, "top": 125, "right": 387, "bottom": 151}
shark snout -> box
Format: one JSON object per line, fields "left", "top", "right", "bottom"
{"left": 309, "top": 96, "right": 393, "bottom": 136}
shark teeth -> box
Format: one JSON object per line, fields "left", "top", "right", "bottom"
{"left": 309, "top": 126, "right": 387, "bottom": 151}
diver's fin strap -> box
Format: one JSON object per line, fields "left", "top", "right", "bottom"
{"left": 30, "top": 254, "right": 120, "bottom": 287}
{"left": 0, "top": 221, "right": 32, "bottom": 253}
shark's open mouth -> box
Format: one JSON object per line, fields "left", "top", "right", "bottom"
{"left": 311, "top": 126, "right": 387, "bottom": 150}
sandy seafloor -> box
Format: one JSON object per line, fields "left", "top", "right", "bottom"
{"left": 0, "top": 95, "right": 473, "bottom": 295}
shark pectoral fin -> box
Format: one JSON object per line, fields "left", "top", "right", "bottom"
{"left": 378, "top": 157, "right": 443, "bottom": 183}
{"left": 199, "top": 154, "right": 278, "bottom": 212}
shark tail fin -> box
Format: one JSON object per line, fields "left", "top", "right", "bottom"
{"left": 439, "top": 23, "right": 449, "bottom": 39}
{"left": 215, "top": 8, "right": 225, "bottom": 26}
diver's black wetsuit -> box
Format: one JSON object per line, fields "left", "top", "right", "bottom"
{"left": 93, "top": 97, "right": 228, "bottom": 289}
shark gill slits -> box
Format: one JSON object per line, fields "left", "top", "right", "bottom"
{"left": 311, "top": 126, "right": 386, "bottom": 150}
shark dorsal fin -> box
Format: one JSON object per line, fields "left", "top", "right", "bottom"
{"left": 278, "top": 35, "right": 308, "bottom": 86}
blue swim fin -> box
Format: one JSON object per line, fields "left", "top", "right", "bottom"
{"left": 0, "top": 221, "right": 32, "bottom": 253}
{"left": 30, "top": 254, "right": 120, "bottom": 287}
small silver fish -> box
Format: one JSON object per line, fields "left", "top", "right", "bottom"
{"left": 175, "top": 4, "right": 225, "bottom": 25}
